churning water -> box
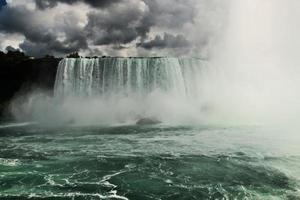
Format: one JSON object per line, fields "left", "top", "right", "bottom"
{"left": 1, "top": 123, "right": 300, "bottom": 199}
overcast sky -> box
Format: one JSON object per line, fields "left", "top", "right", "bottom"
{"left": 0, "top": 0, "right": 227, "bottom": 57}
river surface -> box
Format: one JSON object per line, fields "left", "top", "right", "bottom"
{"left": 0, "top": 121, "right": 300, "bottom": 199}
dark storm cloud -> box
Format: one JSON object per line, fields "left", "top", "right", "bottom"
{"left": 34, "top": 0, "right": 196, "bottom": 49}
{"left": 35, "top": 0, "right": 57, "bottom": 9}
{"left": 84, "top": 0, "right": 195, "bottom": 47}
{"left": 0, "top": 6, "right": 55, "bottom": 48}
{"left": 0, "top": 5, "right": 87, "bottom": 57}
{"left": 5, "top": 45, "right": 19, "bottom": 52}
{"left": 85, "top": 2, "right": 151, "bottom": 45}
{"left": 19, "top": 29, "right": 87, "bottom": 57}
{"left": 35, "top": 0, "right": 120, "bottom": 9}
{"left": 0, "top": 0, "right": 225, "bottom": 57}
{"left": 138, "top": 33, "right": 190, "bottom": 49}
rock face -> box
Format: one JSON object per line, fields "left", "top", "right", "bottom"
{"left": 0, "top": 51, "right": 61, "bottom": 117}
{"left": 136, "top": 117, "right": 161, "bottom": 125}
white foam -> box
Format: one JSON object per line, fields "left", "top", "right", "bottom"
{"left": 0, "top": 158, "right": 21, "bottom": 167}
{"left": 0, "top": 122, "right": 35, "bottom": 129}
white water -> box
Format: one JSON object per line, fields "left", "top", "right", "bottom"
{"left": 54, "top": 58, "right": 206, "bottom": 99}
{"left": 13, "top": 58, "right": 213, "bottom": 126}
{"left": 0, "top": 122, "right": 35, "bottom": 129}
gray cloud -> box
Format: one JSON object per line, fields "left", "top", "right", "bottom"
{"left": 84, "top": 0, "right": 196, "bottom": 49}
{"left": 85, "top": 1, "right": 151, "bottom": 46}
{"left": 5, "top": 45, "right": 19, "bottom": 52}
{"left": 0, "top": 5, "right": 87, "bottom": 57}
{"left": 143, "top": 0, "right": 196, "bottom": 29}
{"left": 138, "top": 33, "right": 190, "bottom": 49}
{"left": 0, "top": 0, "right": 227, "bottom": 57}
{"left": 35, "top": 0, "right": 120, "bottom": 9}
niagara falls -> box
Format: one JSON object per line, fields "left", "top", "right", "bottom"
{"left": 1, "top": 0, "right": 300, "bottom": 199}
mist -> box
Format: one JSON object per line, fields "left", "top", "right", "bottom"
{"left": 10, "top": 90, "right": 207, "bottom": 126}
{"left": 198, "top": 0, "right": 300, "bottom": 126}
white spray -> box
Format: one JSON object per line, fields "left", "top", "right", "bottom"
{"left": 200, "top": 0, "right": 300, "bottom": 125}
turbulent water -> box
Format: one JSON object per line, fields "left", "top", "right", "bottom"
{"left": 0, "top": 123, "right": 300, "bottom": 199}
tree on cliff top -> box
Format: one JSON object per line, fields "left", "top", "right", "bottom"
{"left": 67, "top": 52, "right": 81, "bottom": 58}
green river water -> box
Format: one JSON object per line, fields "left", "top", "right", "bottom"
{"left": 0, "top": 122, "right": 300, "bottom": 199}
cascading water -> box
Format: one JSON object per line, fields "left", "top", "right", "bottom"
{"left": 54, "top": 57, "right": 206, "bottom": 99}
{"left": 48, "top": 57, "right": 209, "bottom": 125}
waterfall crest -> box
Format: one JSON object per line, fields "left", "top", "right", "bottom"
{"left": 54, "top": 57, "right": 206, "bottom": 98}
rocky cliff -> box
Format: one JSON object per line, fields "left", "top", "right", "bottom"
{"left": 0, "top": 51, "right": 61, "bottom": 117}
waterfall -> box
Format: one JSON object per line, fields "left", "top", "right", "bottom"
{"left": 54, "top": 57, "right": 206, "bottom": 98}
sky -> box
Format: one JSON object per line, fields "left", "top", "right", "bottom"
{"left": 0, "top": 0, "right": 227, "bottom": 57}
